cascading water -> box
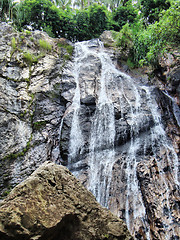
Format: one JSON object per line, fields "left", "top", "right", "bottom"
{"left": 88, "top": 44, "right": 116, "bottom": 208}
{"left": 67, "top": 43, "right": 86, "bottom": 169}
{"left": 63, "top": 39, "right": 179, "bottom": 240}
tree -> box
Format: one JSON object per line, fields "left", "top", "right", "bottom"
{"left": 50, "top": 0, "right": 71, "bottom": 9}
{"left": 140, "top": 0, "right": 170, "bottom": 24}
{"left": 112, "top": 2, "right": 137, "bottom": 31}
{"left": 131, "top": 0, "right": 180, "bottom": 67}
{"left": 88, "top": 4, "right": 108, "bottom": 38}
{"left": 0, "top": 0, "right": 17, "bottom": 21}
{"left": 73, "top": 10, "right": 91, "bottom": 40}
{"left": 14, "top": 0, "right": 74, "bottom": 39}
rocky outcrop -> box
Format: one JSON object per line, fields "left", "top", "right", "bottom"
{"left": 159, "top": 50, "right": 180, "bottom": 98}
{"left": 0, "top": 22, "right": 74, "bottom": 197}
{"left": 0, "top": 161, "right": 132, "bottom": 240}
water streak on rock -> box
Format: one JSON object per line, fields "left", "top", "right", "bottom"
{"left": 66, "top": 40, "right": 179, "bottom": 240}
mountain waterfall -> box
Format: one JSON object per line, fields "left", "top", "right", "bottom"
{"left": 60, "top": 39, "right": 179, "bottom": 240}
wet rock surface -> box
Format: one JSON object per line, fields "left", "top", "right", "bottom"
{"left": 0, "top": 162, "right": 133, "bottom": 240}
{"left": 59, "top": 40, "right": 180, "bottom": 240}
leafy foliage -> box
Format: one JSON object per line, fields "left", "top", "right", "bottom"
{"left": 88, "top": 4, "right": 108, "bottom": 38}
{"left": 73, "top": 10, "right": 91, "bottom": 41}
{"left": 114, "top": 23, "right": 133, "bottom": 50}
{"left": 112, "top": 0, "right": 179, "bottom": 68}
{"left": 139, "top": 0, "right": 171, "bottom": 24}
{"left": 1, "top": 0, "right": 179, "bottom": 69}
{"left": 0, "top": 0, "right": 17, "bottom": 21}
{"left": 13, "top": 0, "right": 110, "bottom": 41}
{"left": 112, "top": 2, "right": 138, "bottom": 31}
{"left": 133, "top": 1, "right": 180, "bottom": 66}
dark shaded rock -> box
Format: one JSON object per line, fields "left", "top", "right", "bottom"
{"left": 168, "top": 67, "right": 180, "bottom": 97}
{"left": 81, "top": 95, "right": 96, "bottom": 106}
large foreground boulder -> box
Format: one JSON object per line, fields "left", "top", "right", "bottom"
{"left": 0, "top": 162, "right": 132, "bottom": 240}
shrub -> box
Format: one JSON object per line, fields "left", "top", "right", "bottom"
{"left": 88, "top": 4, "right": 108, "bottom": 38}
{"left": 112, "top": 3, "right": 137, "bottom": 31}
{"left": 115, "top": 23, "right": 133, "bottom": 50}
{"left": 73, "top": 10, "right": 91, "bottom": 41}
{"left": 20, "top": 35, "right": 25, "bottom": 40}
{"left": 44, "top": 25, "right": 55, "bottom": 38}
{"left": 33, "top": 121, "right": 47, "bottom": 130}
{"left": 25, "top": 30, "right": 31, "bottom": 36}
{"left": 133, "top": 2, "right": 180, "bottom": 67}
{"left": 140, "top": 0, "right": 171, "bottom": 24}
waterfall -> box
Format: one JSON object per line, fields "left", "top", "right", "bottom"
{"left": 88, "top": 43, "right": 116, "bottom": 208}
{"left": 67, "top": 42, "right": 87, "bottom": 169}
{"left": 142, "top": 86, "right": 179, "bottom": 185}
{"left": 64, "top": 39, "right": 179, "bottom": 240}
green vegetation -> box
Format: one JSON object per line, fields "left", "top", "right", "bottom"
{"left": 39, "top": 39, "right": 52, "bottom": 51}
{"left": 58, "top": 42, "right": 73, "bottom": 55}
{"left": 23, "top": 51, "right": 38, "bottom": 65}
{"left": 1, "top": 0, "right": 179, "bottom": 68}
{"left": 1, "top": 186, "right": 12, "bottom": 197}
{"left": 33, "top": 121, "right": 47, "bottom": 130}
{"left": 25, "top": 30, "right": 31, "bottom": 36}
{"left": 112, "top": 2, "right": 137, "bottom": 31}
{"left": 139, "top": 0, "right": 171, "bottom": 24}
{"left": 11, "top": 37, "right": 16, "bottom": 49}
{"left": 113, "top": 0, "right": 180, "bottom": 68}
{"left": 0, "top": 0, "right": 17, "bottom": 21}
{"left": 19, "top": 34, "right": 25, "bottom": 40}
{"left": 2, "top": 134, "right": 33, "bottom": 162}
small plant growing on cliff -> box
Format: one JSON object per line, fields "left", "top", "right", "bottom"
{"left": 30, "top": 37, "right": 34, "bottom": 42}
{"left": 33, "top": 121, "right": 47, "bottom": 130}
{"left": 39, "top": 39, "right": 52, "bottom": 51}
{"left": 25, "top": 30, "right": 31, "bottom": 36}
{"left": 103, "top": 233, "right": 109, "bottom": 239}
{"left": 11, "top": 37, "right": 16, "bottom": 49}
{"left": 58, "top": 42, "right": 73, "bottom": 56}
{"left": 23, "top": 51, "right": 38, "bottom": 65}
{"left": 20, "top": 35, "right": 25, "bottom": 40}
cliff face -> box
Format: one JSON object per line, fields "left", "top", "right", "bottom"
{"left": 0, "top": 22, "right": 73, "bottom": 194}
{"left": 0, "top": 24, "right": 179, "bottom": 240}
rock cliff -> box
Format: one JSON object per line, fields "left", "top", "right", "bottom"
{"left": 0, "top": 161, "right": 132, "bottom": 240}
{"left": 0, "top": 24, "right": 179, "bottom": 240}
{"left": 0, "top": 22, "right": 73, "bottom": 195}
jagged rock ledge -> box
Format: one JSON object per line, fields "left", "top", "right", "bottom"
{"left": 0, "top": 162, "right": 133, "bottom": 240}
